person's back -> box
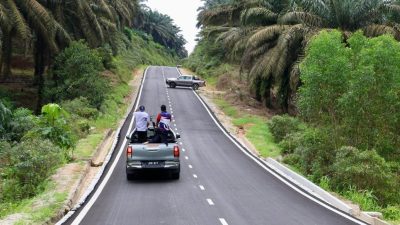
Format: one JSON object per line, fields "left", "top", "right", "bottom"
{"left": 133, "top": 105, "right": 149, "bottom": 143}
{"left": 156, "top": 105, "right": 171, "bottom": 145}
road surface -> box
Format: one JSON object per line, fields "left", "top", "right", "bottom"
{"left": 63, "top": 66, "right": 364, "bottom": 225}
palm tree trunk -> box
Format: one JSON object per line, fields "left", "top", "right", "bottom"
{"left": 1, "top": 33, "right": 13, "bottom": 79}
{"left": 34, "top": 35, "right": 47, "bottom": 114}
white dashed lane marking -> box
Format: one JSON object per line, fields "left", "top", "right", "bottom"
{"left": 199, "top": 185, "right": 205, "bottom": 190}
{"left": 185, "top": 156, "right": 189, "bottom": 160}
{"left": 193, "top": 174, "right": 198, "bottom": 178}
{"left": 219, "top": 218, "right": 228, "bottom": 225}
{"left": 188, "top": 165, "right": 193, "bottom": 169}
{"left": 207, "top": 199, "right": 214, "bottom": 206}
{"left": 182, "top": 148, "right": 185, "bottom": 152}
{"left": 179, "top": 142, "right": 183, "bottom": 145}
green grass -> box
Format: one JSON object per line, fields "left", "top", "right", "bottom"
{"left": 212, "top": 97, "right": 280, "bottom": 158}
{"left": 214, "top": 98, "right": 238, "bottom": 117}
{"left": 204, "top": 75, "right": 218, "bottom": 86}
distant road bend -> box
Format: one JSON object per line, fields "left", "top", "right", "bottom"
{"left": 61, "top": 66, "right": 366, "bottom": 225}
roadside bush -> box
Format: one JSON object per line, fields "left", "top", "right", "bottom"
{"left": 9, "top": 108, "right": 36, "bottom": 142}
{"left": 97, "top": 44, "right": 116, "bottom": 70}
{"left": 382, "top": 205, "right": 400, "bottom": 221}
{"left": 290, "top": 127, "right": 335, "bottom": 181}
{"left": 0, "top": 100, "right": 12, "bottom": 139}
{"left": 46, "top": 41, "right": 108, "bottom": 108}
{"left": 25, "top": 104, "right": 76, "bottom": 159}
{"left": 0, "top": 138, "right": 64, "bottom": 201}
{"left": 278, "top": 131, "right": 303, "bottom": 154}
{"left": 268, "top": 114, "right": 305, "bottom": 143}
{"left": 61, "top": 97, "right": 98, "bottom": 119}
{"left": 332, "top": 146, "right": 397, "bottom": 204}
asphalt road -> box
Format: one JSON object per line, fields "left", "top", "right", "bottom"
{"left": 64, "top": 66, "right": 364, "bottom": 225}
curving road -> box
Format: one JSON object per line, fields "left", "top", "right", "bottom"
{"left": 62, "top": 66, "right": 365, "bottom": 225}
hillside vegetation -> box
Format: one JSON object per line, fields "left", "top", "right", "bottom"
{"left": 0, "top": 0, "right": 183, "bottom": 221}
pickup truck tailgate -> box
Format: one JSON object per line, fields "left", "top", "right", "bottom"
{"left": 129, "top": 143, "right": 176, "bottom": 161}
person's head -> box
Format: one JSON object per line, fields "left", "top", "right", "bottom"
{"left": 161, "top": 104, "right": 166, "bottom": 112}
{"left": 139, "top": 105, "right": 145, "bottom": 112}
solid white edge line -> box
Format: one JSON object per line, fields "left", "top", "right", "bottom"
{"left": 207, "top": 199, "right": 214, "bottom": 206}
{"left": 184, "top": 68, "right": 365, "bottom": 225}
{"left": 69, "top": 67, "right": 149, "bottom": 225}
{"left": 219, "top": 218, "right": 228, "bottom": 225}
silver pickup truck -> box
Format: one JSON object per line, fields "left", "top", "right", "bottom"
{"left": 165, "top": 74, "right": 206, "bottom": 90}
{"left": 125, "top": 126, "right": 181, "bottom": 180}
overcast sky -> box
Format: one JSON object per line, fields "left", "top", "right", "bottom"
{"left": 145, "top": 0, "right": 203, "bottom": 54}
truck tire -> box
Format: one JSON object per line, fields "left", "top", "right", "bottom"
{"left": 171, "top": 172, "right": 180, "bottom": 180}
{"left": 169, "top": 82, "right": 176, "bottom": 88}
{"left": 192, "top": 83, "right": 199, "bottom": 90}
{"left": 127, "top": 173, "right": 137, "bottom": 180}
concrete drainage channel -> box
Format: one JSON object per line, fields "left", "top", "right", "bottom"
{"left": 265, "top": 158, "right": 388, "bottom": 225}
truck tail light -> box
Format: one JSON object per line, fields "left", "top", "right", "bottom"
{"left": 173, "top": 146, "right": 179, "bottom": 157}
{"left": 127, "top": 146, "right": 133, "bottom": 158}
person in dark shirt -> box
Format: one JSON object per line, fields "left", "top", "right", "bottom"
{"left": 153, "top": 104, "right": 171, "bottom": 145}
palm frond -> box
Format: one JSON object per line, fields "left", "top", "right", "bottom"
{"left": 363, "top": 24, "right": 400, "bottom": 40}
{"left": 240, "top": 7, "right": 278, "bottom": 26}
{"left": 279, "top": 11, "right": 325, "bottom": 27}
{"left": 247, "top": 25, "right": 288, "bottom": 49}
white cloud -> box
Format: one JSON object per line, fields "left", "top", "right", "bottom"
{"left": 145, "top": 0, "right": 203, "bottom": 54}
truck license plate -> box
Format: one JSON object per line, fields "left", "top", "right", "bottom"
{"left": 142, "top": 161, "right": 164, "bottom": 168}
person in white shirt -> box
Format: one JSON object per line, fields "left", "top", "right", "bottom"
{"left": 133, "top": 105, "right": 149, "bottom": 143}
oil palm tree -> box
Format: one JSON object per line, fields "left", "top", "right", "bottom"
{"left": 197, "top": 0, "right": 400, "bottom": 113}
{"left": 0, "top": 0, "right": 30, "bottom": 78}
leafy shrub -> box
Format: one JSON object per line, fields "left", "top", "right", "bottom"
{"left": 25, "top": 104, "right": 76, "bottom": 158}
{"left": 9, "top": 108, "right": 36, "bottom": 142}
{"left": 298, "top": 31, "right": 400, "bottom": 159}
{"left": 278, "top": 131, "right": 303, "bottom": 154}
{"left": 293, "top": 128, "right": 335, "bottom": 181}
{"left": 0, "top": 138, "right": 64, "bottom": 201}
{"left": 61, "top": 97, "right": 98, "bottom": 119}
{"left": 342, "top": 186, "right": 380, "bottom": 211}
{"left": 0, "top": 100, "right": 12, "bottom": 138}
{"left": 97, "top": 45, "right": 116, "bottom": 70}
{"left": 46, "top": 41, "right": 108, "bottom": 108}
{"left": 332, "top": 146, "right": 397, "bottom": 204}
{"left": 268, "top": 115, "right": 304, "bottom": 143}
{"left": 382, "top": 205, "right": 400, "bottom": 221}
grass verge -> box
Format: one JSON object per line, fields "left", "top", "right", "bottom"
{"left": 212, "top": 96, "right": 280, "bottom": 158}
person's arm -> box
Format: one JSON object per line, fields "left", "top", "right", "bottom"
{"left": 156, "top": 113, "right": 161, "bottom": 127}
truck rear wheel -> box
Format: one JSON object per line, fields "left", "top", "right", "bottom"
{"left": 169, "top": 82, "right": 176, "bottom": 88}
{"left": 192, "top": 83, "right": 199, "bottom": 90}
{"left": 127, "top": 173, "right": 137, "bottom": 180}
{"left": 171, "top": 172, "right": 180, "bottom": 180}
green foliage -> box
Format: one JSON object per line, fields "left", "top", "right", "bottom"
{"left": 61, "top": 97, "right": 98, "bottom": 119}
{"left": 0, "top": 100, "right": 12, "bottom": 139}
{"left": 333, "top": 147, "right": 397, "bottom": 204}
{"left": 9, "top": 108, "right": 36, "bottom": 142}
{"left": 382, "top": 205, "right": 400, "bottom": 221}
{"left": 342, "top": 186, "right": 381, "bottom": 211}
{"left": 299, "top": 30, "right": 400, "bottom": 160}
{"left": 25, "top": 104, "right": 76, "bottom": 159}
{"left": 267, "top": 115, "right": 304, "bottom": 142}
{"left": 0, "top": 138, "right": 64, "bottom": 201}
{"left": 96, "top": 45, "right": 116, "bottom": 70}
{"left": 46, "top": 41, "right": 108, "bottom": 109}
